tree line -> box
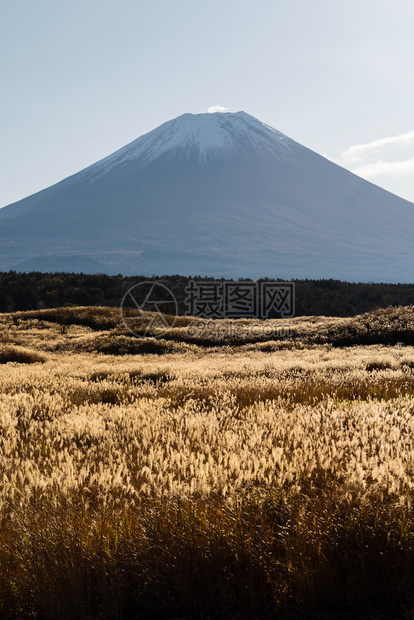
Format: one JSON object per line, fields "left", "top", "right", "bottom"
{"left": 1, "top": 271, "right": 414, "bottom": 317}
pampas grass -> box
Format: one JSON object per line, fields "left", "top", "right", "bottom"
{"left": 0, "top": 307, "right": 414, "bottom": 617}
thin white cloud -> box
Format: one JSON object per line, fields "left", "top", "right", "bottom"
{"left": 330, "top": 129, "right": 414, "bottom": 202}
{"left": 341, "top": 129, "right": 414, "bottom": 163}
{"left": 206, "top": 106, "right": 229, "bottom": 113}
{"left": 351, "top": 157, "right": 414, "bottom": 178}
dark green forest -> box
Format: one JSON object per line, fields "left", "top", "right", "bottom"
{"left": 1, "top": 271, "right": 414, "bottom": 317}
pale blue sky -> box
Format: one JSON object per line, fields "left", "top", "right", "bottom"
{"left": 1, "top": 0, "right": 414, "bottom": 207}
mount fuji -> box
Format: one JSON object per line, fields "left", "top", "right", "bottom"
{"left": 1, "top": 111, "right": 414, "bottom": 282}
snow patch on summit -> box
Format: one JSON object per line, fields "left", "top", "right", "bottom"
{"left": 206, "top": 106, "right": 229, "bottom": 113}
{"left": 85, "top": 111, "right": 299, "bottom": 178}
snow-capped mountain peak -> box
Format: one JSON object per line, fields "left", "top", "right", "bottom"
{"left": 2, "top": 109, "right": 414, "bottom": 282}
{"left": 87, "top": 111, "right": 298, "bottom": 176}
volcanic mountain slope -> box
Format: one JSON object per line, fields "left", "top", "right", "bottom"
{"left": 1, "top": 111, "right": 414, "bottom": 281}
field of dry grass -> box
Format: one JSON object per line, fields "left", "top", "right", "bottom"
{"left": 1, "top": 306, "right": 414, "bottom": 618}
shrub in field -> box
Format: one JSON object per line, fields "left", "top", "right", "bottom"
{"left": 0, "top": 345, "right": 45, "bottom": 364}
{"left": 12, "top": 306, "right": 120, "bottom": 331}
